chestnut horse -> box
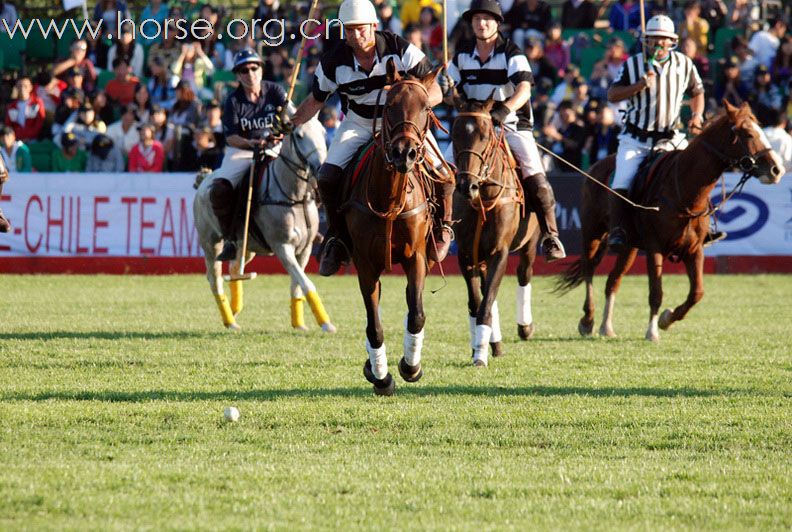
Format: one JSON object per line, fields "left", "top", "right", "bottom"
{"left": 452, "top": 100, "right": 539, "bottom": 367}
{"left": 344, "top": 59, "right": 445, "bottom": 395}
{"left": 557, "top": 102, "right": 784, "bottom": 341}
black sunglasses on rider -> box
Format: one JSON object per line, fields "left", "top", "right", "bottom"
{"left": 237, "top": 65, "right": 260, "bottom": 74}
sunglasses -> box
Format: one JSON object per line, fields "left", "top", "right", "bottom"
{"left": 237, "top": 65, "right": 260, "bottom": 74}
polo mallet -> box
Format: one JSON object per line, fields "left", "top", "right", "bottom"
{"left": 640, "top": 0, "right": 647, "bottom": 61}
{"left": 286, "top": 0, "right": 321, "bottom": 104}
{"left": 442, "top": 0, "right": 449, "bottom": 67}
{"left": 223, "top": 157, "right": 258, "bottom": 282}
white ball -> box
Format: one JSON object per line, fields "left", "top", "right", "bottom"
{"left": 224, "top": 406, "right": 240, "bottom": 422}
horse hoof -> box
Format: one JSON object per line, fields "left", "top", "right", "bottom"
{"left": 294, "top": 325, "right": 309, "bottom": 332}
{"left": 599, "top": 326, "right": 616, "bottom": 338}
{"left": 645, "top": 332, "right": 660, "bottom": 342}
{"left": 578, "top": 319, "right": 594, "bottom": 337}
{"left": 398, "top": 357, "right": 423, "bottom": 382}
{"left": 372, "top": 374, "right": 396, "bottom": 396}
{"left": 490, "top": 342, "right": 504, "bottom": 357}
{"left": 658, "top": 309, "right": 674, "bottom": 331}
{"left": 321, "top": 322, "right": 337, "bottom": 334}
{"left": 473, "top": 359, "right": 487, "bottom": 368}
{"left": 518, "top": 323, "right": 535, "bottom": 340}
{"left": 226, "top": 323, "right": 241, "bottom": 331}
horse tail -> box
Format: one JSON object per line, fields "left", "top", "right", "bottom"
{"left": 554, "top": 257, "right": 585, "bottom": 295}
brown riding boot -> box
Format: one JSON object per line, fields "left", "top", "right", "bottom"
{"left": 607, "top": 189, "right": 630, "bottom": 252}
{"left": 316, "top": 164, "right": 350, "bottom": 276}
{"left": 522, "top": 173, "right": 566, "bottom": 262}
{"left": 209, "top": 178, "right": 238, "bottom": 261}
{"left": 428, "top": 177, "right": 455, "bottom": 262}
{"left": 0, "top": 209, "right": 10, "bottom": 233}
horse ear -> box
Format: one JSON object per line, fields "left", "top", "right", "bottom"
{"left": 421, "top": 65, "right": 442, "bottom": 90}
{"left": 452, "top": 86, "right": 467, "bottom": 111}
{"left": 385, "top": 58, "right": 401, "bottom": 84}
{"left": 722, "top": 99, "right": 737, "bottom": 118}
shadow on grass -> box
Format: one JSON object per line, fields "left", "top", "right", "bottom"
{"left": 2, "top": 385, "right": 753, "bottom": 403}
{"left": 0, "top": 331, "right": 210, "bottom": 341}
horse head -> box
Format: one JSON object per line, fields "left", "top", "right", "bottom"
{"left": 451, "top": 97, "right": 497, "bottom": 202}
{"left": 721, "top": 100, "right": 785, "bottom": 184}
{"left": 382, "top": 58, "right": 441, "bottom": 174}
{"left": 283, "top": 116, "right": 327, "bottom": 183}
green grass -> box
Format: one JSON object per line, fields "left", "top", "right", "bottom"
{"left": 0, "top": 273, "right": 790, "bottom": 530}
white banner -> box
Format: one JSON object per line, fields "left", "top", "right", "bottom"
{"left": 0, "top": 173, "right": 202, "bottom": 258}
{"left": 704, "top": 172, "right": 792, "bottom": 257}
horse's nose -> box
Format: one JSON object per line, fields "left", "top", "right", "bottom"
{"left": 771, "top": 165, "right": 782, "bottom": 179}
{"left": 407, "top": 148, "right": 418, "bottom": 163}
{"left": 468, "top": 182, "right": 479, "bottom": 199}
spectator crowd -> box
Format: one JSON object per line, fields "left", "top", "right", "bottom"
{"left": 1, "top": 0, "right": 790, "bottom": 175}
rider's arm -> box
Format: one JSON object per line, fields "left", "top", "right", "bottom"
{"left": 291, "top": 94, "right": 325, "bottom": 127}
{"left": 505, "top": 81, "right": 532, "bottom": 112}
{"left": 226, "top": 135, "right": 260, "bottom": 150}
{"left": 607, "top": 76, "right": 649, "bottom": 103}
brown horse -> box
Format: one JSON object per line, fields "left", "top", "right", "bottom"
{"left": 557, "top": 101, "right": 784, "bottom": 341}
{"left": 452, "top": 100, "right": 540, "bottom": 367}
{"left": 344, "top": 59, "right": 445, "bottom": 395}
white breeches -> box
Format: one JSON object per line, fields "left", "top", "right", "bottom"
{"left": 210, "top": 144, "right": 282, "bottom": 187}
{"left": 444, "top": 127, "right": 546, "bottom": 177}
{"left": 326, "top": 111, "right": 443, "bottom": 169}
{"left": 611, "top": 131, "right": 687, "bottom": 190}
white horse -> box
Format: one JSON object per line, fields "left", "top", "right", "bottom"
{"left": 194, "top": 117, "right": 336, "bottom": 332}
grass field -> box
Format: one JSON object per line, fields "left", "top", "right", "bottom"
{"left": 0, "top": 273, "right": 790, "bottom": 530}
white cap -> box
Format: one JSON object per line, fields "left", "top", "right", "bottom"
{"left": 338, "top": 0, "right": 379, "bottom": 26}
{"left": 644, "top": 15, "right": 678, "bottom": 40}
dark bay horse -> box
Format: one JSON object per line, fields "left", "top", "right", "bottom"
{"left": 452, "top": 100, "right": 540, "bottom": 367}
{"left": 557, "top": 101, "right": 784, "bottom": 341}
{"left": 345, "top": 59, "right": 445, "bottom": 395}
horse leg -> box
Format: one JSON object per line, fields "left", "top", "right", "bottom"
{"left": 204, "top": 245, "right": 239, "bottom": 330}
{"left": 659, "top": 248, "right": 704, "bottom": 331}
{"left": 460, "top": 255, "right": 484, "bottom": 358}
{"left": 645, "top": 250, "right": 665, "bottom": 342}
{"left": 473, "top": 249, "right": 509, "bottom": 367}
{"left": 272, "top": 242, "right": 336, "bottom": 333}
{"left": 400, "top": 255, "right": 427, "bottom": 383}
{"left": 358, "top": 273, "right": 395, "bottom": 396}
{"left": 599, "top": 248, "right": 638, "bottom": 337}
{"left": 579, "top": 236, "right": 606, "bottom": 336}
{"left": 516, "top": 238, "right": 538, "bottom": 340}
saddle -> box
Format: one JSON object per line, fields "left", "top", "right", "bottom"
{"left": 627, "top": 149, "right": 680, "bottom": 203}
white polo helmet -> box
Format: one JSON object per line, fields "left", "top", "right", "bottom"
{"left": 644, "top": 15, "right": 678, "bottom": 40}
{"left": 338, "top": 0, "right": 378, "bottom": 26}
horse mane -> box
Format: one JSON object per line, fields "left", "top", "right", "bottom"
{"left": 686, "top": 106, "right": 758, "bottom": 150}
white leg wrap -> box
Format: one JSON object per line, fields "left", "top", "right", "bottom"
{"left": 490, "top": 300, "right": 502, "bottom": 343}
{"left": 403, "top": 315, "right": 424, "bottom": 366}
{"left": 468, "top": 316, "right": 477, "bottom": 348}
{"left": 366, "top": 339, "right": 388, "bottom": 380}
{"left": 472, "top": 324, "right": 492, "bottom": 365}
{"left": 516, "top": 284, "right": 533, "bottom": 326}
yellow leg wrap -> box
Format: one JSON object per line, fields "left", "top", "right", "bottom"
{"left": 230, "top": 280, "right": 243, "bottom": 316}
{"left": 291, "top": 297, "right": 306, "bottom": 329}
{"left": 214, "top": 294, "right": 236, "bottom": 327}
{"left": 306, "top": 291, "right": 330, "bottom": 325}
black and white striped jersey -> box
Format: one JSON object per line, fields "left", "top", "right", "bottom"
{"left": 447, "top": 35, "right": 535, "bottom": 130}
{"left": 311, "top": 31, "right": 433, "bottom": 120}
{"left": 613, "top": 51, "right": 704, "bottom": 133}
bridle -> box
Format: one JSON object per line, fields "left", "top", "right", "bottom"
{"left": 260, "top": 128, "right": 321, "bottom": 208}
{"left": 375, "top": 79, "right": 434, "bottom": 168}
{"left": 453, "top": 111, "right": 520, "bottom": 220}
{"left": 673, "top": 120, "right": 774, "bottom": 218}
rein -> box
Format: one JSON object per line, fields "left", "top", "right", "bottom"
{"left": 260, "top": 132, "right": 319, "bottom": 208}
{"left": 454, "top": 111, "right": 524, "bottom": 270}
{"left": 670, "top": 124, "right": 769, "bottom": 219}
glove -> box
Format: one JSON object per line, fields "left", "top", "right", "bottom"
{"left": 438, "top": 72, "right": 454, "bottom": 97}
{"left": 490, "top": 102, "right": 511, "bottom": 126}
{"left": 272, "top": 106, "right": 294, "bottom": 136}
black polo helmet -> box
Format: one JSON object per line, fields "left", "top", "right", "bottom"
{"left": 463, "top": 0, "right": 504, "bottom": 23}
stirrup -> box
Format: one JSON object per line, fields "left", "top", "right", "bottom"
{"left": 703, "top": 230, "right": 727, "bottom": 248}
{"left": 541, "top": 234, "right": 566, "bottom": 262}
{"left": 318, "top": 237, "right": 350, "bottom": 277}
{"left": 607, "top": 228, "right": 628, "bottom": 250}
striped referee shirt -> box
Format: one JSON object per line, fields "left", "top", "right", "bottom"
{"left": 311, "top": 31, "right": 433, "bottom": 120}
{"left": 613, "top": 51, "right": 704, "bottom": 133}
{"left": 447, "top": 35, "right": 535, "bottom": 130}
